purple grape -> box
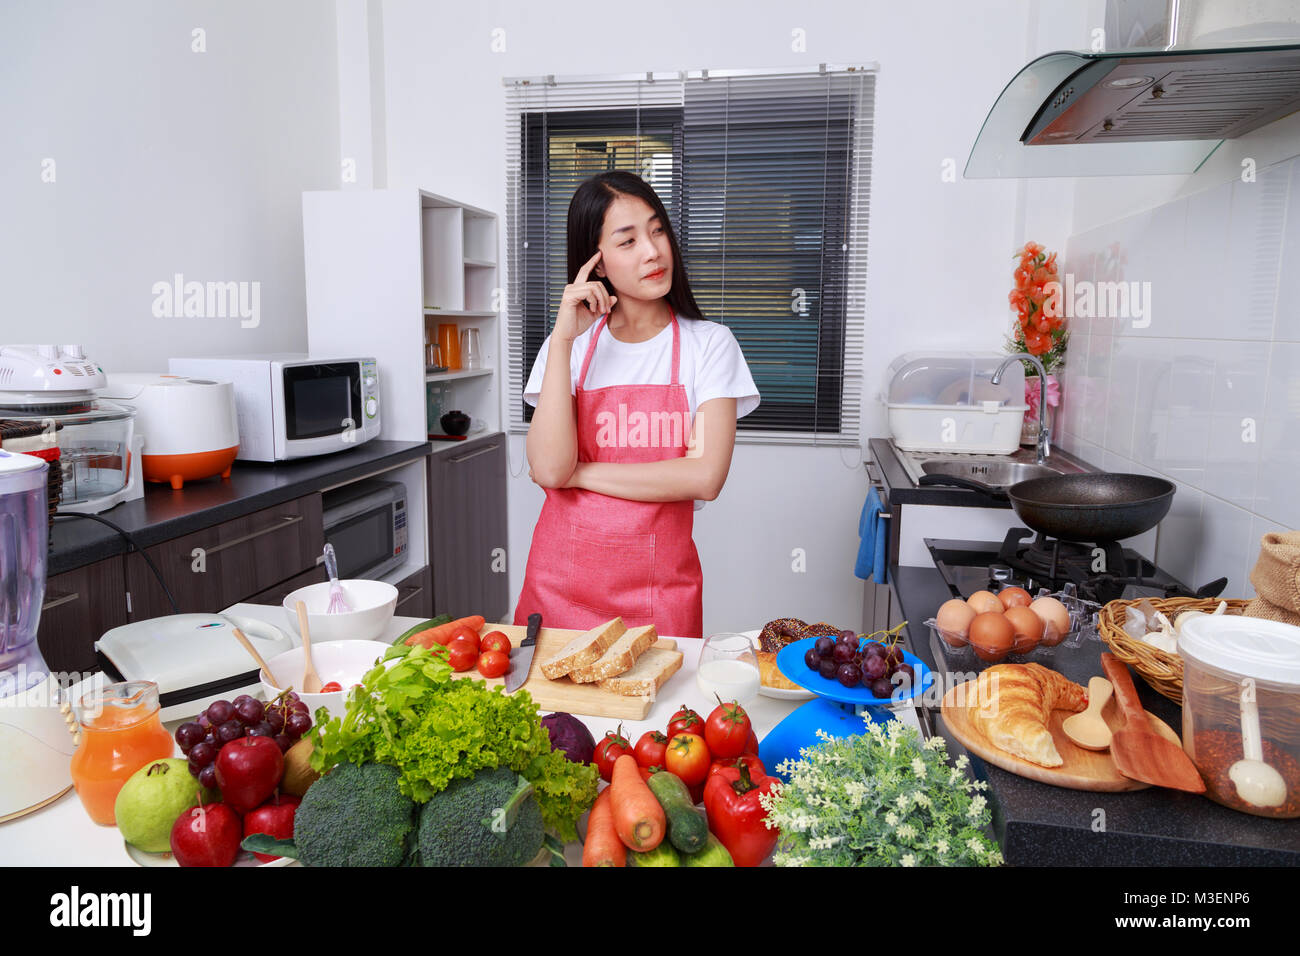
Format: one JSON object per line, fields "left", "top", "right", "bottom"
{"left": 814, "top": 636, "right": 835, "bottom": 658}
{"left": 197, "top": 764, "right": 218, "bottom": 789}
{"left": 235, "top": 698, "right": 264, "bottom": 725}
{"left": 863, "top": 655, "right": 888, "bottom": 681}
{"left": 289, "top": 701, "right": 309, "bottom": 716}
{"left": 175, "top": 721, "right": 205, "bottom": 752}
{"left": 246, "top": 721, "right": 274, "bottom": 738}
{"left": 818, "top": 658, "right": 838, "bottom": 681}
{"left": 188, "top": 763, "right": 200, "bottom": 778}
{"left": 869, "top": 677, "right": 894, "bottom": 699}
{"left": 203, "top": 733, "right": 217, "bottom": 749}
{"left": 215, "top": 719, "right": 244, "bottom": 744}
{"left": 197, "top": 713, "right": 211, "bottom": 729}
{"left": 264, "top": 708, "right": 285, "bottom": 734}
{"left": 188, "top": 741, "right": 216, "bottom": 769}
{"left": 233, "top": 694, "right": 253, "bottom": 706}
{"left": 273, "top": 733, "right": 294, "bottom": 754}
{"left": 285, "top": 711, "right": 312, "bottom": 737}
{"left": 839, "top": 629, "right": 856, "bottom": 642}
{"left": 836, "top": 662, "right": 862, "bottom": 688}
{"left": 832, "top": 642, "right": 856, "bottom": 664}
{"left": 894, "top": 663, "right": 915, "bottom": 690}
{"left": 206, "top": 699, "right": 234, "bottom": 724}
{"left": 863, "top": 642, "right": 886, "bottom": 660}
{"left": 884, "top": 646, "right": 904, "bottom": 669}
{"left": 804, "top": 648, "right": 822, "bottom": 670}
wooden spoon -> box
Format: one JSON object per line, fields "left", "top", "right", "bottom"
{"left": 232, "top": 626, "right": 279, "bottom": 690}
{"left": 295, "top": 600, "right": 323, "bottom": 694}
{"left": 1101, "top": 652, "right": 1205, "bottom": 793}
{"left": 1063, "top": 676, "right": 1114, "bottom": 751}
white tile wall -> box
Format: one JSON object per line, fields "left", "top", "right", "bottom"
{"left": 1060, "top": 156, "right": 1300, "bottom": 595}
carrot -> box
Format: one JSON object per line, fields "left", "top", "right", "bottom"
{"left": 405, "top": 615, "right": 486, "bottom": 648}
{"left": 609, "top": 754, "right": 665, "bottom": 851}
{"left": 581, "top": 787, "right": 625, "bottom": 867}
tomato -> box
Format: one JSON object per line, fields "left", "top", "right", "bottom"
{"left": 704, "top": 698, "right": 753, "bottom": 760}
{"left": 639, "top": 764, "right": 665, "bottom": 783}
{"left": 593, "top": 725, "right": 633, "bottom": 783}
{"left": 448, "top": 625, "right": 480, "bottom": 651}
{"left": 634, "top": 730, "right": 669, "bottom": 769}
{"left": 480, "top": 631, "right": 511, "bottom": 655}
{"left": 446, "top": 639, "right": 478, "bottom": 672}
{"left": 746, "top": 726, "right": 760, "bottom": 754}
{"left": 476, "top": 649, "right": 509, "bottom": 679}
{"left": 319, "top": 681, "right": 342, "bottom": 693}
{"left": 708, "top": 753, "right": 766, "bottom": 784}
{"left": 664, "top": 732, "right": 710, "bottom": 786}
{"left": 666, "top": 705, "right": 705, "bottom": 740}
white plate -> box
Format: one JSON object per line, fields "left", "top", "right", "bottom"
{"left": 738, "top": 628, "right": 816, "bottom": 701}
{"left": 126, "top": 840, "right": 294, "bottom": 868}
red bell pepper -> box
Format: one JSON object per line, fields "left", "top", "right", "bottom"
{"left": 703, "top": 760, "right": 780, "bottom": 867}
{"left": 707, "top": 753, "right": 766, "bottom": 784}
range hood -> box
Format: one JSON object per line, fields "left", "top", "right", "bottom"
{"left": 966, "top": 42, "right": 1300, "bottom": 178}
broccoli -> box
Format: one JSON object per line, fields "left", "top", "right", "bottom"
{"left": 417, "top": 767, "right": 545, "bottom": 867}
{"left": 294, "top": 762, "right": 416, "bottom": 867}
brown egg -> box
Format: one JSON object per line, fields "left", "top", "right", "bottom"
{"left": 1005, "top": 605, "right": 1044, "bottom": 654}
{"left": 998, "top": 586, "right": 1032, "bottom": 609}
{"left": 935, "top": 599, "right": 976, "bottom": 647}
{"left": 1030, "top": 596, "right": 1071, "bottom": 646}
{"left": 968, "top": 611, "right": 1015, "bottom": 663}
{"left": 966, "top": 590, "right": 1004, "bottom": 615}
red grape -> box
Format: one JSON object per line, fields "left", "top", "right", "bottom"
{"left": 869, "top": 677, "right": 893, "bottom": 699}
{"left": 285, "top": 712, "right": 312, "bottom": 737}
{"left": 804, "top": 648, "right": 821, "bottom": 670}
{"left": 836, "top": 662, "right": 862, "bottom": 687}
{"left": 235, "top": 698, "right": 264, "bottom": 725}
{"left": 264, "top": 708, "right": 285, "bottom": 734}
{"left": 215, "top": 720, "right": 244, "bottom": 744}
{"left": 197, "top": 764, "right": 218, "bottom": 789}
{"left": 273, "top": 733, "right": 294, "bottom": 753}
{"left": 206, "top": 700, "right": 235, "bottom": 724}
{"left": 175, "top": 722, "right": 205, "bottom": 752}
{"left": 814, "top": 636, "right": 835, "bottom": 657}
{"left": 832, "top": 642, "right": 855, "bottom": 664}
{"left": 188, "top": 741, "right": 217, "bottom": 769}
{"left": 818, "top": 658, "right": 837, "bottom": 680}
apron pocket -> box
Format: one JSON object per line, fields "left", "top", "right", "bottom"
{"left": 566, "top": 523, "right": 655, "bottom": 619}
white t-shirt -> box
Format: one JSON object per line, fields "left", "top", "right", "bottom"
{"left": 523, "top": 315, "right": 761, "bottom": 422}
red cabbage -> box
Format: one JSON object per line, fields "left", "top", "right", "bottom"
{"left": 541, "top": 712, "right": 595, "bottom": 765}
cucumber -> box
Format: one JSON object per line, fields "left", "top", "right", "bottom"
{"left": 646, "top": 770, "right": 709, "bottom": 854}
{"left": 627, "top": 841, "right": 680, "bottom": 867}
{"left": 393, "top": 616, "right": 451, "bottom": 645}
{"left": 682, "top": 833, "right": 734, "bottom": 868}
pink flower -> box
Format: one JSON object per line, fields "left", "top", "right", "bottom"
{"left": 1025, "top": 374, "right": 1061, "bottom": 419}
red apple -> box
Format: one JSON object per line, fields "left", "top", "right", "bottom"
{"left": 214, "top": 736, "right": 284, "bottom": 814}
{"left": 170, "top": 802, "right": 242, "bottom": 867}
{"left": 243, "top": 793, "right": 300, "bottom": 863}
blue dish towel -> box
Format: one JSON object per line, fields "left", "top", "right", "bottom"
{"left": 855, "top": 487, "right": 889, "bottom": 584}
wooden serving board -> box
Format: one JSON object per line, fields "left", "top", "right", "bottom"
{"left": 939, "top": 680, "right": 1181, "bottom": 792}
{"left": 448, "top": 623, "right": 682, "bottom": 721}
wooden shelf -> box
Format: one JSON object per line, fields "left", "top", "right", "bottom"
{"left": 425, "top": 367, "right": 494, "bottom": 383}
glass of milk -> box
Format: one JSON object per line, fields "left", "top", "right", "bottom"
{"left": 696, "top": 632, "right": 761, "bottom": 705}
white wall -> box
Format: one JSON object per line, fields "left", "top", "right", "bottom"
{"left": 370, "top": 0, "right": 1094, "bottom": 633}
{"left": 0, "top": 0, "right": 341, "bottom": 372}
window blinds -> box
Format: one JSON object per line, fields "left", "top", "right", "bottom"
{"left": 503, "top": 65, "right": 875, "bottom": 444}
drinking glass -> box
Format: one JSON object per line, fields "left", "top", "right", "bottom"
{"left": 696, "top": 632, "right": 761, "bottom": 705}
{"left": 425, "top": 341, "right": 445, "bottom": 372}
{"left": 69, "top": 681, "right": 174, "bottom": 825}
{"left": 438, "top": 324, "right": 461, "bottom": 370}
{"left": 460, "top": 328, "right": 481, "bottom": 370}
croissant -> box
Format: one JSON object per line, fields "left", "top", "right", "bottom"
{"left": 967, "top": 663, "right": 1088, "bottom": 768}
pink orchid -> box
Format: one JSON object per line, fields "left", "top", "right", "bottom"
{"left": 1025, "top": 374, "right": 1061, "bottom": 418}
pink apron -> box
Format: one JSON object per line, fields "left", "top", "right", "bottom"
{"left": 514, "top": 311, "right": 704, "bottom": 639}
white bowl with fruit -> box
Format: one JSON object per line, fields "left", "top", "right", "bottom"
{"left": 259, "top": 639, "right": 394, "bottom": 722}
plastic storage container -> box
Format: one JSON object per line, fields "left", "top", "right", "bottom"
{"left": 884, "top": 352, "right": 1028, "bottom": 454}
{"left": 1179, "top": 615, "right": 1300, "bottom": 818}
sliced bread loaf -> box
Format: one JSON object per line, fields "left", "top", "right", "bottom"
{"left": 598, "top": 645, "right": 683, "bottom": 697}
{"left": 567, "top": 624, "right": 658, "bottom": 684}
{"left": 537, "top": 617, "right": 625, "bottom": 680}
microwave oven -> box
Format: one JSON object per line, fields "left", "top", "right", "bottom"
{"left": 167, "top": 354, "right": 381, "bottom": 462}
{"left": 322, "top": 478, "right": 408, "bottom": 581}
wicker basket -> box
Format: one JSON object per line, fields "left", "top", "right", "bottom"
{"left": 1098, "top": 596, "right": 1250, "bottom": 704}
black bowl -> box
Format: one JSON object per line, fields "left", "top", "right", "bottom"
{"left": 440, "top": 410, "right": 470, "bottom": 436}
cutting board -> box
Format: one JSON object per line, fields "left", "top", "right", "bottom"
{"left": 939, "top": 680, "right": 1182, "bottom": 792}
{"left": 446, "top": 623, "right": 683, "bottom": 720}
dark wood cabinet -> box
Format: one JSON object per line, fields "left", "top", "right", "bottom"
{"left": 429, "top": 435, "right": 508, "bottom": 623}
{"left": 38, "top": 556, "right": 129, "bottom": 675}
{"left": 394, "top": 565, "right": 434, "bottom": 619}
{"left": 126, "top": 494, "right": 325, "bottom": 620}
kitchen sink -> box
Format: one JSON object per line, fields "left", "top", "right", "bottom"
{"left": 891, "top": 443, "right": 1092, "bottom": 489}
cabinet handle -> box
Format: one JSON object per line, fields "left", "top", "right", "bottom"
{"left": 448, "top": 443, "right": 500, "bottom": 463}
{"left": 42, "top": 589, "right": 81, "bottom": 612}
{"left": 395, "top": 583, "right": 424, "bottom": 605}
{"left": 178, "top": 514, "right": 304, "bottom": 560}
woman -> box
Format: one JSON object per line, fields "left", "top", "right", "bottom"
{"left": 514, "top": 171, "right": 760, "bottom": 639}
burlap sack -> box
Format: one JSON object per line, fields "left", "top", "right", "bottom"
{"left": 1244, "top": 530, "right": 1300, "bottom": 624}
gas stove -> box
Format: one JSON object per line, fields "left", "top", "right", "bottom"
{"left": 926, "top": 530, "right": 1227, "bottom": 606}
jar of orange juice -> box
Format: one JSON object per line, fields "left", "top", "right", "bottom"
{"left": 69, "top": 681, "right": 174, "bottom": 825}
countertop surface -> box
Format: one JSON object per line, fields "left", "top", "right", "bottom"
{"left": 48, "top": 439, "right": 436, "bottom": 577}
{"left": 890, "top": 562, "right": 1300, "bottom": 866}
{"left": 1, "top": 606, "right": 921, "bottom": 867}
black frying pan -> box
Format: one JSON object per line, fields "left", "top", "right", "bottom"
{"left": 918, "top": 472, "right": 1176, "bottom": 542}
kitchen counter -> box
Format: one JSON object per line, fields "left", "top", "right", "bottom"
{"left": 0, "top": 607, "right": 921, "bottom": 866}
{"left": 48, "top": 440, "right": 434, "bottom": 577}
{"left": 890, "top": 562, "right": 1300, "bottom": 866}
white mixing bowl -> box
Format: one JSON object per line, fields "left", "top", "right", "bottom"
{"left": 282, "top": 579, "right": 398, "bottom": 643}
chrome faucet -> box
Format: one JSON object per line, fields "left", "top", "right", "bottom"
{"left": 992, "top": 353, "right": 1050, "bottom": 465}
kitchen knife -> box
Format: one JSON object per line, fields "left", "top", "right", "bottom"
{"left": 505, "top": 612, "right": 542, "bottom": 693}
{"left": 1100, "top": 652, "right": 1206, "bottom": 794}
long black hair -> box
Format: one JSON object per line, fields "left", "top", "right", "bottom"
{"left": 566, "top": 170, "right": 706, "bottom": 321}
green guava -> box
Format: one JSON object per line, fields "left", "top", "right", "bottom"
{"left": 115, "top": 758, "right": 219, "bottom": 853}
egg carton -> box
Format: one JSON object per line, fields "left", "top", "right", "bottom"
{"left": 926, "top": 584, "right": 1101, "bottom": 673}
